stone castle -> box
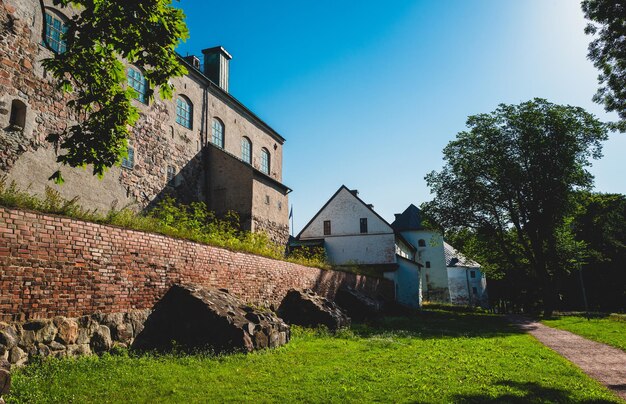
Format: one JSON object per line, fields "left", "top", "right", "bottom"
{"left": 0, "top": 0, "right": 291, "bottom": 244}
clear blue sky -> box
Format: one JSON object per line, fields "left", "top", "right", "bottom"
{"left": 176, "top": 0, "right": 625, "bottom": 233}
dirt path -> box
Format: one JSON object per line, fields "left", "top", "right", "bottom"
{"left": 508, "top": 316, "right": 626, "bottom": 401}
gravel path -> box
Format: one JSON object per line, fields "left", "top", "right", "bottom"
{"left": 508, "top": 315, "right": 626, "bottom": 401}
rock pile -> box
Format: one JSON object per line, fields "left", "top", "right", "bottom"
{"left": 0, "top": 310, "right": 150, "bottom": 366}
{"left": 335, "top": 287, "right": 384, "bottom": 321}
{"left": 277, "top": 289, "right": 351, "bottom": 330}
{"left": 0, "top": 358, "right": 9, "bottom": 404}
{"left": 132, "top": 284, "right": 290, "bottom": 353}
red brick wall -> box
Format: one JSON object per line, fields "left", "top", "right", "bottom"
{"left": 0, "top": 207, "right": 394, "bottom": 321}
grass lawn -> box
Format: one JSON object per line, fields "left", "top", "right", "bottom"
{"left": 542, "top": 315, "right": 626, "bottom": 352}
{"left": 6, "top": 310, "right": 622, "bottom": 403}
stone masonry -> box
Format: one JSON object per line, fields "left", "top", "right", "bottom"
{"left": 0, "top": 1, "right": 290, "bottom": 244}
{"left": 0, "top": 207, "right": 394, "bottom": 322}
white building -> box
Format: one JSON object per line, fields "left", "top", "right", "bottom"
{"left": 295, "top": 186, "right": 422, "bottom": 308}
{"left": 444, "top": 242, "right": 489, "bottom": 307}
{"left": 391, "top": 205, "right": 450, "bottom": 303}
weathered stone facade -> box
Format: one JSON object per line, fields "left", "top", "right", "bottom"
{"left": 0, "top": 0, "right": 290, "bottom": 244}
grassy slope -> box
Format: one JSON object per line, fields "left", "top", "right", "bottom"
{"left": 542, "top": 316, "right": 626, "bottom": 352}
{"left": 7, "top": 311, "right": 621, "bottom": 403}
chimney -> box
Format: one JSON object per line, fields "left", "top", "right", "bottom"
{"left": 202, "top": 46, "right": 232, "bottom": 92}
{"left": 183, "top": 55, "right": 201, "bottom": 70}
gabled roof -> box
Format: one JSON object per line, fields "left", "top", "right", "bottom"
{"left": 296, "top": 185, "right": 393, "bottom": 239}
{"left": 444, "top": 242, "right": 480, "bottom": 268}
{"left": 391, "top": 204, "right": 426, "bottom": 232}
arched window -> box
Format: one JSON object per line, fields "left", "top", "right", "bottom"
{"left": 241, "top": 137, "right": 251, "bottom": 164}
{"left": 211, "top": 118, "right": 224, "bottom": 148}
{"left": 9, "top": 100, "right": 27, "bottom": 129}
{"left": 260, "top": 148, "right": 270, "bottom": 174}
{"left": 418, "top": 239, "right": 426, "bottom": 247}
{"left": 44, "top": 10, "right": 67, "bottom": 54}
{"left": 127, "top": 67, "right": 148, "bottom": 104}
{"left": 176, "top": 96, "right": 193, "bottom": 129}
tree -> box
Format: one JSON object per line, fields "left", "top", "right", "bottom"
{"left": 568, "top": 192, "right": 626, "bottom": 311}
{"left": 43, "top": 0, "right": 189, "bottom": 183}
{"left": 424, "top": 99, "right": 608, "bottom": 315}
{"left": 582, "top": 0, "right": 626, "bottom": 132}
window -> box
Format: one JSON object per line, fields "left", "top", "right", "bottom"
{"left": 44, "top": 12, "right": 67, "bottom": 54}
{"left": 166, "top": 165, "right": 176, "bottom": 183}
{"left": 260, "top": 148, "right": 270, "bottom": 174}
{"left": 323, "top": 220, "right": 331, "bottom": 236}
{"left": 176, "top": 97, "right": 192, "bottom": 129}
{"left": 241, "top": 137, "right": 251, "bottom": 164}
{"left": 360, "top": 218, "right": 368, "bottom": 234}
{"left": 278, "top": 201, "right": 282, "bottom": 210}
{"left": 472, "top": 287, "right": 478, "bottom": 295}
{"left": 418, "top": 239, "right": 426, "bottom": 247}
{"left": 121, "top": 146, "right": 134, "bottom": 169}
{"left": 425, "top": 261, "right": 431, "bottom": 268}
{"left": 265, "top": 195, "right": 270, "bottom": 205}
{"left": 470, "top": 270, "right": 476, "bottom": 279}
{"left": 127, "top": 68, "right": 148, "bottom": 104}
{"left": 211, "top": 118, "right": 224, "bottom": 148}
{"left": 9, "top": 100, "right": 26, "bottom": 129}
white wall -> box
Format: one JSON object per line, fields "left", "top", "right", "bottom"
{"left": 299, "top": 187, "right": 392, "bottom": 238}
{"left": 325, "top": 234, "right": 396, "bottom": 265}
{"left": 447, "top": 267, "right": 489, "bottom": 307}
{"left": 400, "top": 230, "right": 449, "bottom": 302}
{"left": 384, "top": 258, "right": 421, "bottom": 308}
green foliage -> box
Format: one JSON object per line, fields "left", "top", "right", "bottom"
{"left": 42, "top": 0, "right": 189, "bottom": 183}
{"left": 6, "top": 310, "right": 620, "bottom": 403}
{"left": 425, "top": 99, "right": 609, "bottom": 314}
{"left": 0, "top": 179, "right": 327, "bottom": 268}
{"left": 286, "top": 246, "right": 330, "bottom": 270}
{"left": 543, "top": 315, "right": 626, "bottom": 352}
{"left": 582, "top": 0, "right": 626, "bottom": 132}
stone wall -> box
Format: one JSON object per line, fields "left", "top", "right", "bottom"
{"left": 0, "top": 310, "right": 150, "bottom": 367}
{"left": 0, "top": 207, "right": 394, "bottom": 323}
{"left": 0, "top": 1, "right": 289, "bottom": 244}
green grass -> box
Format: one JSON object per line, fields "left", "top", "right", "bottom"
{"left": 6, "top": 310, "right": 621, "bottom": 403}
{"left": 542, "top": 315, "right": 626, "bottom": 352}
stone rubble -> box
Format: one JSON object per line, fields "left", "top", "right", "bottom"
{"left": 132, "top": 284, "right": 290, "bottom": 353}
{"left": 277, "top": 289, "right": 351, "bottom": 331}
{"left": 335, "top": 286, "right": 384, "bottom": 321}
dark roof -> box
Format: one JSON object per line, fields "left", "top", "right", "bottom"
{"left": 296, "top": 185, "right": 393, "bottom": 239}
{"left": 444, "top": 242, "right": 480, "bottom": 267}
{"left": 391, "top": 204, "right": 426, "bottom": 231}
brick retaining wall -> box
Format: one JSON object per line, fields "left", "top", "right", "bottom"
{"left": 0, "top": 207, "right": 394, "bottom": 322}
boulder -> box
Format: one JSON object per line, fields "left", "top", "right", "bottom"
{"left": 334, "top": 287, "right": 384, "bottom": 321}
{"left": 277, "top": 289, "right": 351, "bottom": 330}
{"left": 53, "top": 317, "right": 78, "bottom": 345}
{"left": 90, "top": 325, "right": 112, "bottom": 354}
{"left": 20, "top": 319, "right": 57, "bottom": 345}
{"left": 0, "top": 358, "right": 10, "bottom": 400}
{"left": 132, "top": 284, "right": 290, "bottom": 354}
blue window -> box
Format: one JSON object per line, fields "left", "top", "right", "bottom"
{"left": 212, "top": 118, "right": 224, "bottom": 148}
{"left": 44, "top": 12, "right": 67, "bottom": 54}
{"left": 127, "top": 68, "right": 148, "bottom": 104}
{"left": 176, "top": 97, "right": 192, "bottom": 129}
{"left": 260, "top": 148, "right": 270, "bottom": 174}
{"left": 121, "top": 146, "right": 134, "bottom": 169}
{"left": 241, "top": 137, "right": 251, "bottom": 164}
